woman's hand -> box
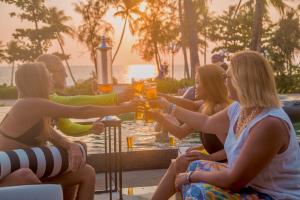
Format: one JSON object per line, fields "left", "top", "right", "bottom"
{"left": 186, "top": 144, "right": 205, "bottom": 153}
{"left": 120, "top": 98, "right": 139, "bottom": 112}
{"left": 116, "top": 86, "right": 134, "bottom": 103}
{"left": 148, "top": 97, "right": 170, "bottom": 110}
{"left": 68, "top": 142, "right": 85, "bottom": 172}
{"left": 185, "top": 150, "right": 210, "bottom": 161}
{"left": 175, "top": 155, "right": 191, "bottom": 173}
{"left": 175, "top": 173, "right": 189, "bottom": 191}
{"left": 91, "top": 119, "right": 104, "bottom": 135}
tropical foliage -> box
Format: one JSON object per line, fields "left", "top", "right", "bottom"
{"left": 0, "top": 0, "right": 300, "bottom": 94}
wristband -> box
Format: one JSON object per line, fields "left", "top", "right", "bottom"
{"left": 167, "top": 103, "right": 176, "bottom": 114}
{"left": 187, "top": 171, "right": 195, "bottom": 184}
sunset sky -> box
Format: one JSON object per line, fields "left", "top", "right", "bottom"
{"left": 0, "top": 0, "right": 295, "bottom": 67}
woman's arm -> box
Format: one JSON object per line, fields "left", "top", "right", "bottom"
{"left": 172, "top": 105, "right": 230, "bottom": 137}
{"left": 20, "top": 98, "right": 136, "bottom": 120}
{"left": 176, "top": 117, "right": 286, "bottom": 191}
{"left": 49, "top": 93, "right": 117, "bottom": 106}
{"left": 158, "top": 113, "right": 193, "bottom": 139}
{"left": 159, "top": 93, "right": 199, "bottom": 111}
{"left": 49, "top": 127, "right": 73, "bottom": 149}
{"left": 150, "top": 97, "right": 229, "bottom": 136}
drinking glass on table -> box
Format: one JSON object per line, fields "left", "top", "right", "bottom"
{"left": 126, "top": 135, "right": 134, "bottom": 150}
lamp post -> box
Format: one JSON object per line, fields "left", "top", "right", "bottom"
{"left": 96, "top": 36, "right": 113, "bottom": 93}
{"left": 168, "top": 42, "right": 180, "bottom": 79}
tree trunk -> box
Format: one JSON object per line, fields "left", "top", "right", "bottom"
{"left": 32, "top": 8, "right": 43, "bottom": 55}
{"left": 184, "top": 0, "right": 200, "bottom": 79}
{"left": 155, "top": 42, "right": 162, "bottom": 70}
{"left": 204, "top": 27, "right": 207, "bottom": 65}
{"left": 10, "top": 62, "right": 15, "bottom": 86}
{"left": 250, "top": 0, "right": 264, "bottom": 51}
{"left": 171, "top": 53, "right": 174, "bottom": 79}
{"left": 56, "top": 34, "right": 77, "bottom": 85}
{"left": 179, "top": 0, "right": 190, "bottom": 79}
{"left": 91, "top": 50, "right": 98, "bottom": 76}
{"left": 112, "top": 15, "right": 128, "bottom": 64}
{"left": 155, "top": 52, "right": 160, "bottom": 72}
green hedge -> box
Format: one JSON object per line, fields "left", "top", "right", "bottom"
{"left": 157, "top": 78, "right": 195, "bottom": 94}
{"left": 0, "top": 78, "right": 195, "bottom": 99}
{"left": 63, "top": 78, "right": 94, "bottom": 95}
{"left": 0, "top": 84, "right": 18, "bottom": 99}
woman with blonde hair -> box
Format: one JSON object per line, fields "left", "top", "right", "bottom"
{"left": 151, "top": 51, "right": 300, "bottom": 199}
{"left": 0, "top": 62, "right": 137, "bottom": 200}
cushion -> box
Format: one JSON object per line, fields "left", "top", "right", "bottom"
{"left": 0, "top": 142, "right": 86, "bottom": 180}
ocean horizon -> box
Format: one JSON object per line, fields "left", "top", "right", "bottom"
{"left": 0, "top": 64, "right": 186, "bottom": 86}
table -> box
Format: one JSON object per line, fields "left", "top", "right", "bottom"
{"left": 95, "top": 116, "right": 123, "bottom": 200}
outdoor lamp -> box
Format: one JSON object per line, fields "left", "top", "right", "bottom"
{"left": 96, "top": 36, "right": 113, "bottom": 93}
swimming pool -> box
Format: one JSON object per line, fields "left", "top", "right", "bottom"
{"left": 66, "top": 120, "right": 201, "bottom": 154}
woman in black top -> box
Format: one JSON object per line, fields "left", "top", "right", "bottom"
{"left": 151, "top": 64, "right": 230, "bottom": 199}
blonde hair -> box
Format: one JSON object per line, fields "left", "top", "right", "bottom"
{"left": 15, "top": 62, "right": 51, "bottom": 143}
{"left": 230, "top": 50, "right": 280, "bottom": 108}
{"left": 15, "top": 62, "right": 51, "bottom": 99}
{"left": 197, "top": 64, "right": 229, "bottom": 115}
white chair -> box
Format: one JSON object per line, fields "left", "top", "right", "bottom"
{"left": 0, "top": 184, "right": 63, "bottom": 200}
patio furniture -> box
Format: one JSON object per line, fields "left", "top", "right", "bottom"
{"left": 95, "top": 116, "right": 123, "bottom": 200}
{"left": 0, "top": 143, "right": 86, "bottom": 180}
{"left": 0, "top": 184, "right": 63, "bottom": 200}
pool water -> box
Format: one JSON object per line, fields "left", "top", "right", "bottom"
{"left": 67, "top": 120, "right": 201, "bottom": 154}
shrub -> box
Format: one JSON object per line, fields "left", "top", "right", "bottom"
{"left": 157, "top": 78, "right": 194, "bottom": 94}
{"left": 0, "top": 85, "right": 18, "bottom": 99}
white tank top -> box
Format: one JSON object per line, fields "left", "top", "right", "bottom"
{"left": 225, "top": 102, "right": 300, "bottom": 200}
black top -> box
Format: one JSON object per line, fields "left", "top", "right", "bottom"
{"left": 200, "top": 132, "right": 224, "bottom": 154}
{"left": 0, "top": 114, "right": 44, "bottom": 146}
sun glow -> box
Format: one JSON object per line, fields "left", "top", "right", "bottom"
{"left": 128, "top": 64, "right": 157, "bottom": 80}
{"left": 139, "top": 1, "right": 147, "bottom": 13}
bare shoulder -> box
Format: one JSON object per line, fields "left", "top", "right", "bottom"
{"left": 15, "top": 98, "right": 50, "bottom": 107}
{"left": 13, "top": 98, "right": 57, "bottom": 114}
{"left": 214, "top": 102, "right": 229, "bottom": 113}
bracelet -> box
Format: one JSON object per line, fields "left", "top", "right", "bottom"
{"left": 167, "top": 103, "right": 176, "bottom": 114}
{"left": 187, "top": 171, "right": 195, "bottom": 184}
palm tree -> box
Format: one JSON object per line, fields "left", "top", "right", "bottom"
{"left": 112, "top": 0, "right": 142, "bottom": 63}
{"left": 249, "top": 0, "right": 290, "bottom": 51}
{"left": 47, "top": 7, "right": 77, "bottom": 84}
{"left": 131, "top": 0, "right": 179, "bottom": 72}
{"left": 183, "top": 0, "right": 201, "bottom": 79}
{"left": 5, "top": 41, "right": 22, "bottom": 86}
{"left": 178, "top": 0, "right": 190, "bottom": 79}
{"left": 0, "top": 41, "right": 5, "bottom": 62}
{"left": 74, "top": 0, "right": 113, "bottom": 73}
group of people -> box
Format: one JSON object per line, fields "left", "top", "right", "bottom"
{"left": 0, "top": 50, "right": 300, "bottom": 200}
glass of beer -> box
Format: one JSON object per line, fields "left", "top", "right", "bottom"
{"left": 132, "top": 79, "right": 145, "bottom": 121}
{"left": 132, "top": 79, "right": 144, "bottom": 96}
{"left": 127, "top": 135, "right": 134, "bottom": 150}
{"left": 144, "top": 107, "right": 160, "bottom": 123}
{"left": 169, "top": 135, "right": 175, "bottom": 147}
{"left": 144, "top": 83, "right": 157, "bottom": 100}
{"left": 128, "top": 186, "right": 134, "bottom": 195}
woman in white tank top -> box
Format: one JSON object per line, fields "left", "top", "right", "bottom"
{"left": 151, "top": 50, "right": 300, "bottom": 200}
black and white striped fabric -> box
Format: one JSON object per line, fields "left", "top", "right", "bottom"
{"left": 0, "top": 143, "right": 87, "bottom": 180}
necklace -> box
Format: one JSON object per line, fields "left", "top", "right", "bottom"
{"left": 235, "top": 107, "right": 262, "bottom": 138}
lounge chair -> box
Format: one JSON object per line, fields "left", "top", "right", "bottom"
{"left": 0, "top": 184, "right": 63, "bottom": 200}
